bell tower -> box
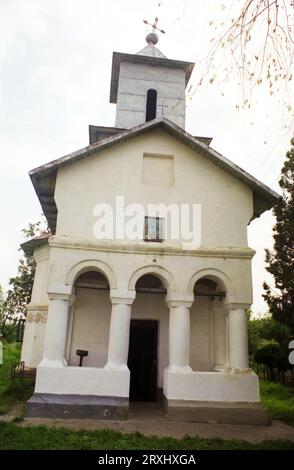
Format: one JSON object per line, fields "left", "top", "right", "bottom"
{"left": 109, "top": 30, "right": 194, "bottom": 130}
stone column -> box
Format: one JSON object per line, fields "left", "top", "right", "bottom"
{"left": 225, "top": 312, "right": 230, "bottom": 367}
{"left": 228, "top": 308, "right": 249, "bottom": 369}
{"left": 105, "top": 291, "right": 135, "bottom": 370}
{"left": 39, "top": 292, "right": 71, "bottom": 368}
{"left": 64, "top": 294, "right": 76, "bottom": 362}
{"left": 167, "top": 299, "right": 193, "bottom": 372}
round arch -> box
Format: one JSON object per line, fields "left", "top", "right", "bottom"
{"left": 65, "top": 259, "right": 117, "bottom": 290}
{"left": 128, "top": 265, "right": 174, "bottom": 295}
{"left": 188, "top": 268, "right": 236, "bottom": 303}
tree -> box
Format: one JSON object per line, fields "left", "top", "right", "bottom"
{"left": 263, "top": 137, "right": 294, "bottom": 332}
{"left": 254, "top": 343, "right": 280, "bottom": 378}
{"left": 254, "top": 342, "right": 289, "bottom": 378}
{"left": 0, "top": 285, "right": 7, "bottom": 330}
{"left": 248, "top": 312, "right": 290, "bottom": 355}
{"left": 5, "top": 220, "right": 48, "bottom": 320}
{"left": 193, "top": 1, "right": 294, "bottom": 112}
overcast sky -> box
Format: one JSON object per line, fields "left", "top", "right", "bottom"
{"left": 0, "top": 0, "right": 293, "bottom": 314}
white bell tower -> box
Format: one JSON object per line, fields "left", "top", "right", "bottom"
{"left": 109, "top": 30, "right": 194, "bottom": 130}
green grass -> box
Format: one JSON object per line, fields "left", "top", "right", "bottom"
{"left": 260, "top": 381, "right": 294, "bottom": 425}
{"left": 0, "top": 342, "right": 34, "bottom": 415}
{"left": 0, "top": 422, "right": 293, "bottom": 450}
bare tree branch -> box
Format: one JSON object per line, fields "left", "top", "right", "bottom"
{"left": 192, "top": 0, "right": 294, "bottom": 115}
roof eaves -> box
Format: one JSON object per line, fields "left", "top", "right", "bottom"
{"left": 21, "top": 233, "right": 51, "bottom": 257}
{"left": 110, "top": 51, "right": 195, "bottom": 103}
{"left": 29, "top": 119, "right": 162, "bottom": 178}
{"left": 29, "top": 117, "right": 280, "bottom": 229}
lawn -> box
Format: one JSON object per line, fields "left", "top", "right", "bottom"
{"left": 0, "top": 422, "right": 293, "bottom": 450}
{"left": 0, "top": 342, "right": 34, "bottom": 415}
{"left": 0, "top": 343, "right": 294, "bottom": 450}
{"left": 260, "top": 381, "right": 294, "bottom": 425}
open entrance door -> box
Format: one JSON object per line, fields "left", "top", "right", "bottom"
{"left": 127, "top": 319, "right": 158, "bottom": 402}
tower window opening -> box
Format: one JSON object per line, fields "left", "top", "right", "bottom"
{"left": 145, "top": 89, "right": 157, "bottom": 122}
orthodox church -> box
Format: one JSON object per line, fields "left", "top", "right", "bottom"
{"left": 21, "top": 30, "right": 278, "bottom": 424}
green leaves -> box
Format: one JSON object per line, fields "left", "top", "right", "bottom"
{"left": 263, "top": 138, "right": 294, "bottom": 332}
{"left": 3, "top": 220, "right": 47, "bottom": 323}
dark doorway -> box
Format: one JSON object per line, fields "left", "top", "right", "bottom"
{"left": 128, "top": 319, "right": 158, "bottom": 401}
{"left": 145, "top": 89, "right": 157, "bottom": 121}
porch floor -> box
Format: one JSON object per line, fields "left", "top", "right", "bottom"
{"left": 3, "top": 402, "right": 294, "bottom": 444}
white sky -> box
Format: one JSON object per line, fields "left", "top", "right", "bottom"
{"left": 0, "top": 0, "right": 293, "bottom": 315}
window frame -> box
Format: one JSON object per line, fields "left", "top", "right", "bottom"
{"left": 144, "top": 216, "right": 165, "bottom": 242}
{"left": 145, "top": 89, "right": 157, "bottom": 122}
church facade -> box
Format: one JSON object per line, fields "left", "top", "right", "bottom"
{"left": 21, "top": 34, "right": 279, "bottom": 424}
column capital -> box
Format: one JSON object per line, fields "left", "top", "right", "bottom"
{"left": 224, "top": 303, "right": 251, "bottom": 312}
{"left": 167, "top": 300, "right": 193, "bottom": 308}
{"left": 48, "top": 292, "right": 71, "bottom": 301}
{"left": 166, "top": 294, "right": 194, "bottom": 309}
{"left": 110, "top": 289, "right": 136, "bottom": 305}
{"left": 47, "top": 283, "right": 72, "bottom": 301}
{"left": 68, "top": 294, "right": 76, "bottom": 307}
{"left": 212, "top": 297, "right": 225, "bottom": 308}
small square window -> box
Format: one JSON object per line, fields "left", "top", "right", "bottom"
{"left": 144, "top": 217, "right": 164, "bottom": 242}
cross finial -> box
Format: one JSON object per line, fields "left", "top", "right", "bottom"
{"left": 158, "top": 100, "right": 168, "bottom": 117}
{"left": 143, "top": 16, "right": 166, "bottom": 45}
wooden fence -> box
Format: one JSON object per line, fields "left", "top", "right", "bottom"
{"left": 250, "top": 361, "right": 294, "bottom": 386}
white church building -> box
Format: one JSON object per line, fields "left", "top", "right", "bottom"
{"left": 21, "top": 32, "right": 279, "bottom": 424}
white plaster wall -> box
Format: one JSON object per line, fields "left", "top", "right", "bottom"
{"left": 164, "top": 369, "right": 260, "bottom": 402}
{"left": 189, "top": 297, "right": 227, "bottom": 372}
{"left": 21, "top": 244, "right": 50, "bottom": 368}
{"left": 47, "top": 240, "right": 253, "bottom": 307}
{"left": 68, "top": 288, "right": 111, "bottom": 367}
{"left": 116, "top": 62, "right": 186, "bottom": 128}
{"left": 21, "top": 312, "right": 47, "bottom": 368}
{"left": 190, "top": 297, "right": 211, "bottom": 371}
{"left": 30, "top": 245, "right": 50, "bottom": 304}
{"left": 35, "top": 366, "right": 130, "bottom": 397}
{"left": 131, "top": 292, "right": 169, "bottom": 388}
{"left": 54, "top": 128, "right": 253, "bottom": 249}
{"left": 21, "top": 320, "right": 36, "bottom": 366}
{"left": 212, "top": 300, "right": 227, "bottom": 369}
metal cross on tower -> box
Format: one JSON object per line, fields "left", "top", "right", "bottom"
{"left": 143, "top": 16, "right": 166, "bottom": 35}
{"left": 143, "top": 16, "right": 166, "bottom": 46}
{"left": 158, "top": 100, "right": 168, "bottom": 117}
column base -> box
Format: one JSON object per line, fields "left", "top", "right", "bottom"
{"left": 104, "top": 363, "right": 129, "bottom": 371}
{"left": 38, "top": 358, "right": 67, "bottom": 368}
{"left": 214, "top": 364, "right": 226, "bottom": 372}
{"left": 26, "top": 393, "right": 129, "bottom": 420}
{"left": 166, "top": 365, "right": 192, "bottom": 374}
{"left": 163, "top": 397, "right": 269, "bottom": 425}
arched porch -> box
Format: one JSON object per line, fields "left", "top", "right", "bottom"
{"left": 66, "top": 270, "right": 111, "bottom": 368}
{"left": 29, "top": 259, "right": 266, "bottom": 423}
{"left": 190, "top": 276, "right": 227, "bottom": 372}
{"left": 163, "top": 272, "right": 264, "bottom": 423}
